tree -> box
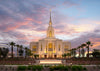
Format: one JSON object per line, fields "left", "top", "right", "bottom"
{"left": 86, "top": 41, "right": 93, "bottom": 58}
{"left": 25, "top": 47, "right": 28, "bottom": 58}
{"left": 9, "top": 42, "right": 15, "bottom": 58}
{"left": 16, "top": 44, "right": 20, "bottom": 57}
{"left": 81, "top": 48, "right": 85, "bottom": 57}
{"left": 1, "top": 47, "right": 9, "bottom": 58}
{"left": 62, "top": 53, "right": 67, "bottom": 58}
{"left": 18, "top": 45, "right": 24, "bottom": 57}
{"left": 71, "top": 48, "right": 76, "bottom": 57}
{"left": 34, "top": 54, "right": 39, "bottom": 59}
{"left": 66, "top": 53, "right": 71, "bottom": 58}
{"left": 0, "top": 48, "right": 2, "bottom": 58}
{"left": 27, "top": 49, "right": 33, "bottom": 57}
{"left": 81, "top": 44, "right": 86, "bottom": 57}
{"left": 92, "top": 49, "right": 100, "bottom": 58}
{"left": 77, "top": 46, "right": 81, "bottom": 58}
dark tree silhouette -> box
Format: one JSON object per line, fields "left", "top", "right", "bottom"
{"left": 86, "top": 41, "right": 93, "bottom": 58}
{"left": 9, "top": 42, "right": 15, "bottom": 58}
{"left": 18, "top": 45, "right": 23, "bottom": 57}
{"left": 77, "top": 46, "right": 81, "bottom": 58}
{"left": 16, "top": 44, "right": 20, "bottom": 57}
{"left": 81, "top": 44, "right": 86, "bottom": 57}
{"left": 1, "top": 48, "right": 9, "bottom": 58}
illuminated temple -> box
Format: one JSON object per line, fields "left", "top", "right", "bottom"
{"left": 30, "top": 11, "right": 71, "bottom": 58}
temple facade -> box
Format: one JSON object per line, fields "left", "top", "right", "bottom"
{"left": 30, "top": 12, "right": 71, "bottom": 58}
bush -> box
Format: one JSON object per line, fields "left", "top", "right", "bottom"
{"left": 77, "top": 66, "right": 83, "bottom": 71}
{"left": 36, "top": 65, "right": 43, "bottom": 71}
{"left": 83, "top": 67, "right": 87, "bottom": 71}
{"left": 27, "top": 65, "right": 32, "bottom": 70}
{"left": 50, "top": 65, "right": 68, "bottom": 71}
{"left": 71, "top": 66, "right": 77, "bottom": 71}
{"left": 50, "top": 66, "right": 54, "bottom": 71}
{"left": 32, "top": 65, "right": 43, "bottom": 71}
{"left": 17, "top": 66, "right": 27, "bottom": 71}
{"left": 64, "top": 66, "right": 68, "bottom": 71}
{"left": 71, "top": 65, "right": 83, "bottom": 71}
{"left": 32, "top": 65, "right": 36, "bottom": 71}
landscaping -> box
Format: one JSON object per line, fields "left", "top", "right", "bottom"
{"left": 0, "top": 65, "right": 100, "bottom": 71}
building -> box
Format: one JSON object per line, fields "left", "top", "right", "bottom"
{"left": 30, "top": 12, "right": 71, "bottom": 58}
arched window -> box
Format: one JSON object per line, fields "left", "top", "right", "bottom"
{"left": 32, "top": 46, "right": 36, "bottom": 52}
{"left": 41, "top": 44, "right": 42, "bottom": 51}
{"left": 46, "top": 45, "right": 47, "bottom": 53}
{"left": 54, "top": 45, "right": 55, "bottom": 50}
{"left": 49, "top": 31, "right": 52, "bottom": 37}
{"left": 59, "top": 45, "right": 60, "bottom": 51}
{"left": 64, "top": 45, "right": 68, "bottom": 52}
{"left": 48, "top": 43, "right": 53, "bottom": 51}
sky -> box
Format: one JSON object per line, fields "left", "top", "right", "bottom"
{"left": 0, "top": 0, "right": 100, "bottom": 51}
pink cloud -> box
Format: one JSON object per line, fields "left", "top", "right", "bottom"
{"left": 25, "top": 18, "right": 42, "bottom": 24}
{"left": 4, "top": 21, "right": 29, "bottom": 32}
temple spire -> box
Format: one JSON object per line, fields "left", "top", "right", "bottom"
{"left": 49, "top": 9, "right": 52, "bottom": 26}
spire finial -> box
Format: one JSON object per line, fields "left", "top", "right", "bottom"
{"left": 49, "top": 9, "right": 52, "bottom": 26}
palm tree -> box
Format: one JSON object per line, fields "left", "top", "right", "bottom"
{"left": 71, "top": 48, "right": 76, "bottom": 57}
{"left": 77, "top": 46, "right": 81, "bottom": 58}
{"left": 1, "top": 47, "right": 9, "bottom": 58}
{"left": 68, "top": 49, "right": 72, "bottom": 57}
{"left": 25, "top": 47, "right": 28, "bottom": 58}
{"left": 81, "top": 48, "right": 85, "bottom": 57}
{"left": 70, "top": 49, "right": 73, "bottom": 57}
{"left": 81, "top": 44, "right": 86, "bottom": 57}
{"left": 0, "top": 48, "right": 2, "bottom": 58}
{"left": 9, "top": 42, "right": 15, "bottom": 58}
{"left": 73, "top": 48, "right": 77, "bottom": 57}
{"left": 63, "top": 53, "right": 67, "bottom": 58}
{"left": 19, "top": 45, "right": 24, "bottom": 57}
{"left": 27, "top": 49, "right": 33, "bottom": 57}
{"left": 16, "top": 44, "right": 20, "bottom": 57}
{"left": 86, "top": 41, "right": 93, "bottom": 58}
{"left": 66, "top": 53, "right": 71, "bottom": 59}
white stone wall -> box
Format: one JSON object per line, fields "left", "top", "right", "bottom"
{"left": 30, "top": 38, "right": 71, "bottom": 58}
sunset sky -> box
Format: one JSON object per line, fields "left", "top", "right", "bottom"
{"left": 0, "top": 0, "right": 100, "bottom": 51}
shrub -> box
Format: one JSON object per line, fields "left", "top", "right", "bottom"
{"left": 50, "top": 66, "right": 54, "bottom": 71}
{"left": 36, "top": 65, "right": 43, "bottom": 71}
{"left": 71, "top": 65, "right": 83, "bottom": 71}
{"left": 27, "top": 65, "right": 32, "bottom": 70}
{"left": 77, "top": 66, "right": 83, "bottom": 71}
{"left": 71, "top": 66, "right": 77, "bottom": 71}
{"left": 17, "top": 66, "right": 27, "bottom": 71}
{"left": 83, "top": 67, "right": 87, "bottom": 71}
{"left": 64, "top": 66, "right": 68, "bottom": 71}
{"left": 32, "top": 65, "right": 36, "bottom": 71}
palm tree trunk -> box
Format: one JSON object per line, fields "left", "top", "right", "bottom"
{"left": 17, "top": 47, "right": 18, "bottom": 57}
{"left": 79, "top": 49, "right": 80, "bottom": 58}
{"left": 83, "top": 48, "right": 84, "bottom": 58}
{"left": 25, "top": 50, "right": 26, "bottom": 58}
{"left": 12, "top": 46, "right": 13, "bottom": 58}
{"left": 87, "top": 45, "right": 89, "bottom": 58}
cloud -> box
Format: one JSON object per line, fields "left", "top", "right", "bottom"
{"left": 0, "top": 0, "right": 100, "bottom": 51}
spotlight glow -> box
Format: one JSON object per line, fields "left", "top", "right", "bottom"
{"left": 40, "top": 60, "right": 62, "bottom": 64}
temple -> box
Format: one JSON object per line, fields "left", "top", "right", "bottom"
{"left": 30, "top": 11, "right": 71, "bottom": 58}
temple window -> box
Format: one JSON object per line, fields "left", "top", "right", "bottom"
{"left": 64, "top": 45, "right": 68, "bottom": 52}
{"left": 59, "top": 45, "right": 60, "bottom": 51}
{"left": 46, "top": 45, "right": 47, "bottom": 53}
{"left": 41, "top": 44, "right": 42, "bottom": 51}
{"left": 32, "top": 46, "right": 36, "bottom": 53}
{"left": 54, "top": 45, "right": 55, "bottom": 50}
{"left": 48, "top": 43, "right": 53, "bottom": 51}
{"left": 49, "top": 31, "right": 52, "bottom": 37}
